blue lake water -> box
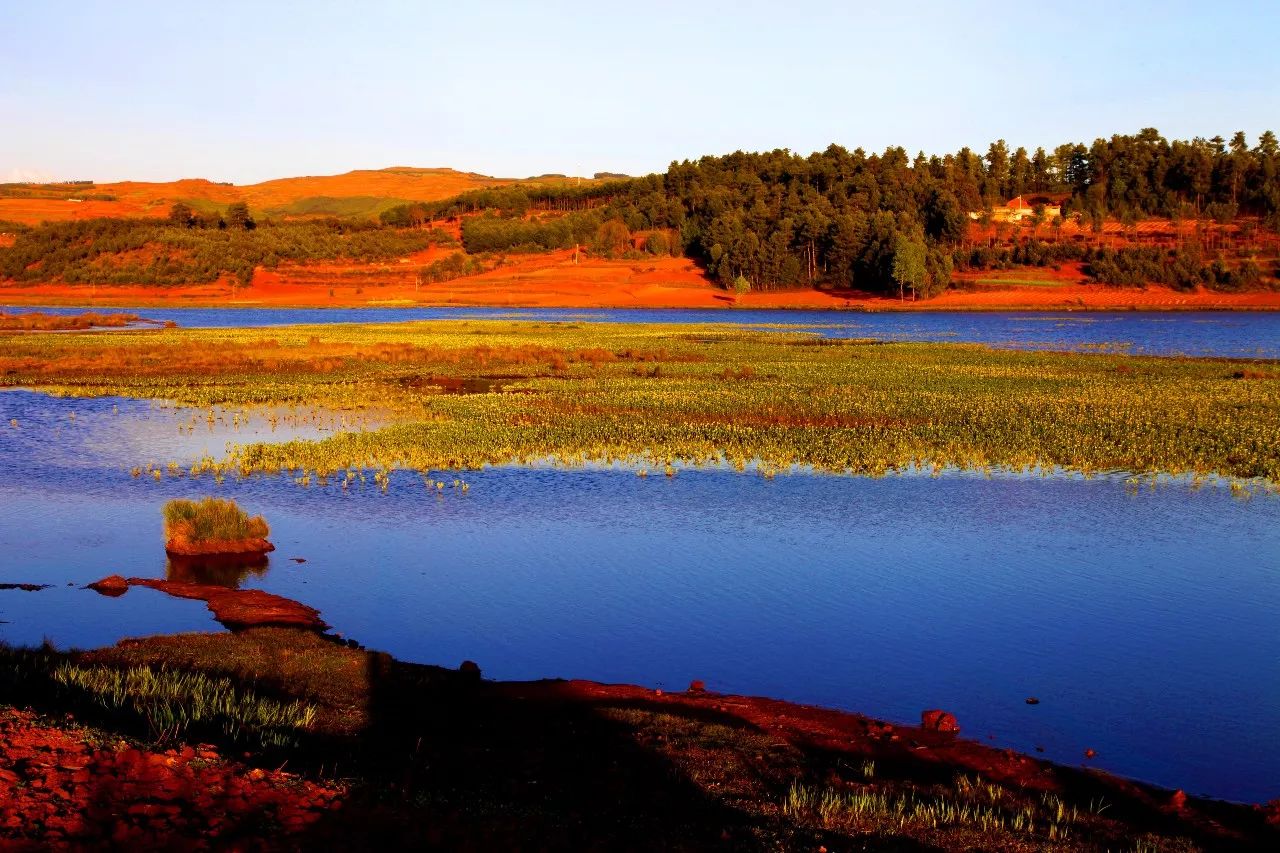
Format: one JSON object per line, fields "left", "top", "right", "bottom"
{"left": 0, "top": 390, "right": 1277, "bottom": 804}
{"left": 3, "top": 304, "right": 1279, "bottom": 358}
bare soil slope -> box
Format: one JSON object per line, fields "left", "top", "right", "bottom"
{"left": 0, "top": 168, "right": 521, "bottom": 225}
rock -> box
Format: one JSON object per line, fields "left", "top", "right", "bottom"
{"left": 164, "top": 537, "right": 275, "bottom": 557}
{"left": 921, "top": 709, "right": 960, "bottom": 733}
{"left": 126, "top": 579, "right": 326, "bottom": 630}
{"left": 688, "top": 680, "right": 706, "bottom": 693}
{"left": 0, "top": 583, "right": 50, "bottom": 592}
{"left": 1169, "top": 789, "right": 1187, "bottom": 811}
{"left": 1025, "top": 697, "right": 1040, "bottom": 705}
{"left": 458, "top": 660, "right": 481, "bottom": 680}
{"left": 290, "top": 557, "right": 306, "bottom": 563}
{"left": 86, "top": 575, "right": 129, "bottom": 597}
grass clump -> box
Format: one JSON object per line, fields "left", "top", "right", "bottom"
{"left": 51, "top": 662, "right": 315, "bottom": 748}
{"left": 0, "top": 643, "right": 315, "bottom": 749}
{"left": 163, "top": 497, "right": 269, "bottom": 544}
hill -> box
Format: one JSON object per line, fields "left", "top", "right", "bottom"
{"left": 0, "top": 167, "right": 576, "bottom": 225}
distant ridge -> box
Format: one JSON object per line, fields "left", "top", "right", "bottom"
{"left": 0, "top": 166, "right": 597, "bottom": 225}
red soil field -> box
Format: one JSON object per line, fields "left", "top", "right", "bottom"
{"left": 0, "top": 168, "right": 519, "bottom": 226}
{"left": 2, "top": 252, "right": 1277, "bottom": 311}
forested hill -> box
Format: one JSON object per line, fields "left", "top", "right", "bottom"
{"left": 4, "top": 130, "right": 1278, "bottom": 295}
{"left": 386, "top": 128, "right": 1280, "bottom": 294}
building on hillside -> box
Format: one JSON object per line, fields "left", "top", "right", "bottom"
{"left": 970, "top": 193, "right": 1068, "bottom": 223}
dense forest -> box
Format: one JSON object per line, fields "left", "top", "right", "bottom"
{"left": 4, "top": 129, "right": 1279, "bottom": 294}
{"left": 378, "top": 129, "right": 1280, "bottom": 294}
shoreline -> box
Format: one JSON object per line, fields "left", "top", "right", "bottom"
{"left": 2, "top": 626, "right": 1275, "bottom": 849}
{"left": 2, "top": 279, "right": 1279, "bottom": 313}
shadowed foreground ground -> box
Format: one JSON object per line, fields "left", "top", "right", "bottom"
{"left": 2, "top": 628, "right": 1277, "bottom": 851}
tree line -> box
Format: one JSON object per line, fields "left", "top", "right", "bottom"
{"left": 397, "top": 128, "right": 1280, "bottom": 294}
{"left": 0, "top": 215, "right": 452, "bottom": 286}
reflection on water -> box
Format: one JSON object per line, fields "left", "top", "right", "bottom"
{"left": 1, "top": 390, "right": 1278, "bottom": 803}
{"left": 3, "top": 304, "right": 1278, "bottom": 358}
{"left": 166, "top": 554, "right": 270, "bottom": 588}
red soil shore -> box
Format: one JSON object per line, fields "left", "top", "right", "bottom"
{"left": 4, "top": 662, "right": 1276, "bottom": 849}
{"left": 125, "top": 578, "right": 327, "bottom": 631}
{"left": 164, "top": 537, "right": 275, "bottom": 557}
{"left": 2, "top": 254, "right": 1277, "bottom": 313}
{"left": 0, "top": 707, "right": 345, "bottom": 848}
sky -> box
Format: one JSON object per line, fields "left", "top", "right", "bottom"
{"left": 2, "top": 0, "right": 1279, "bottom": 184}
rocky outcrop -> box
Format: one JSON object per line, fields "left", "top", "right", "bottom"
{"left": 0, "top": 707, "right": 343, "bottom": 847}
{"left": 86, "top": 575, "right": 129, "bottom": 597}
{"left": 921, "top": 709, "right": 960, "bottom": 733}
{"left": 126, "top": 579, "right": 325, "bottom": 631}
{"left": 164, "top": 538, "right": 275, "bottom": 557}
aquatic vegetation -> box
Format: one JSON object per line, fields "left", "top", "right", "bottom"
{"left": 1, "top": 319, "right": 1277, "bottom": 484}
{"left": 0, "top": 310, "right": 141, "bottom": 331}
{"left": 163, "top": 498, "right": 269, "bottom": 546}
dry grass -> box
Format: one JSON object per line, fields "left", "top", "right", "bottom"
{"left": 163, "top": 498, "right": 268, "bottom": 545}
{"left": 0, "top": 311, "right": 140, "bottom": 331}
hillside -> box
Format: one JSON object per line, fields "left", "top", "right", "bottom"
{"left": 2, "top": 129, "right": 1278, "bottom": 308}
{"left": 0, "top": 167, "right": 543, "bottom": 225}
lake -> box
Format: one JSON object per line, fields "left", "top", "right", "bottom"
{"left": 1, "top": 389, "right": 1276, "bottom": 804}
{"left": 3, "top": 304, "right": 1279, "bottom": 358}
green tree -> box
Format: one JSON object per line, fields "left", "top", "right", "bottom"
{"left": 891, "top": 234, "right": 926, "bottom": 301}
{"left": 225, "top": 202, "right": 254, "bottom": 231}
{"left": 167, "top": 202, "right": 194, "bottom": 227}
{"left": 594, "top": 218, "right": 630, "bottom": 257}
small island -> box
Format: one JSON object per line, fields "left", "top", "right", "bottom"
{"left": 163, "top": 498, "right": 275, "bottom": 557}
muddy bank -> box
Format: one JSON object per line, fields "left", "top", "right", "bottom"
{"left": 3, "top": 275, "right": 1278, "bottom": 312}
{"left": 126, "top": 578, "right": 325, "bottom": 631}
{"left": 86, "top": 575, "right": 326, "bottom": 630}
{"left": 2, "top": 627, "right": 1274, "bottom": 850}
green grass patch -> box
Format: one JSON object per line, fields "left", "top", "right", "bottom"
{"left": 1, "top": 643, "right": 316, "bottom": 749}
{"left": 267, "top": 195, "right": 417, "bottom": 219}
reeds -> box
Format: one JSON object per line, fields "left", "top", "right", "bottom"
{"left": 3, "top": 319, "right": 1277, "bottom": 486}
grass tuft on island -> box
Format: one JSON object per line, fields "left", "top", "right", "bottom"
{"left": 163, "top": 497, "right": 273, "bottom": 556}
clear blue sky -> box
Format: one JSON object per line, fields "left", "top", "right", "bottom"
{"left": 3, "top": 0, "right": 1278, "bottom": 184}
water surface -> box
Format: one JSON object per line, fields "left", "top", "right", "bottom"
{"left": 1, "top": 390, "right": 1276, "bottom": 803}
{"left": 4, "top": 304, "right": 1278, "bottom": 358}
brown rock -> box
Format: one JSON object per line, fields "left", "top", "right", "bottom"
{"left": 164, "top": 537, "right": 275, "bottom": 557}
{"left": 1169, "top": 789, "right": 1187, "bottom": 811}
{"left": 86, "top": 575, "right": 129, "bottom": 597}
{"left": 921, "top": 709, "right": 960, "bottom": 733}
{"left": 126, "top": 578, "right": 325, "bottom": 630}
{"left": 688, "top": 680, "right": 706, "bottom": 693}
